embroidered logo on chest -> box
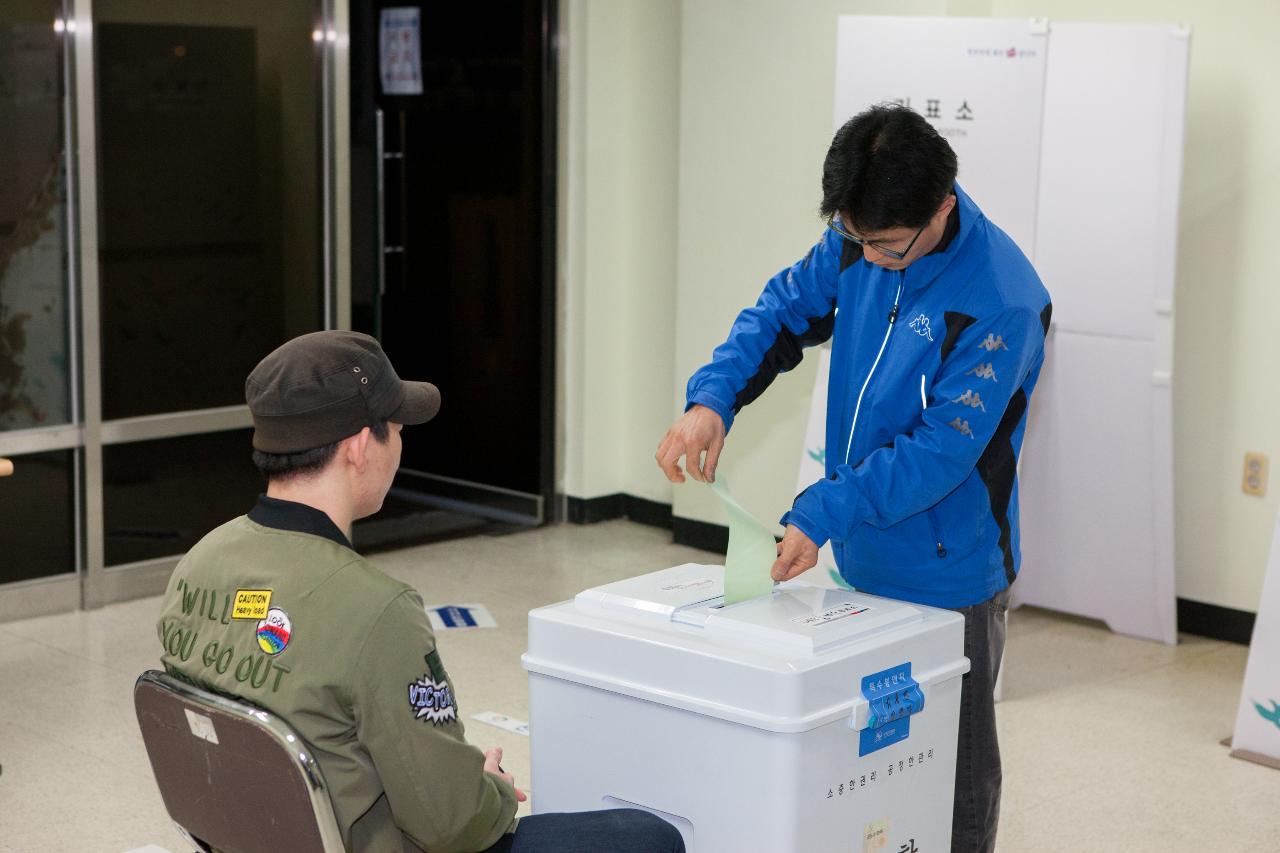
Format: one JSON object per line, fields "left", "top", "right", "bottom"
{"left": 908, "top": 314, "right": 934, "bottom": 341}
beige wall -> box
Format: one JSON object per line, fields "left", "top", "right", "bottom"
{"left": 561, "top": 0, "right": 1279, "bottom": 614}
{"left": 558, "top": 0, "right": 682, "bottom": 503}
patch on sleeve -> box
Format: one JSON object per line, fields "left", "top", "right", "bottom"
{"left": 232, "top": 589, "right": 272, "bottom": 620}
{"left": 408, "top": 651, "right": 457, "bottom": 725}
{"left": 256, "top": 607, "right": 293, "bottom": 655}
{"left": 951, "top": 390, "right": 987, "bottom": 411}
{"left": 966, "top": 362, "right": 998, "bottom": 382}
{"left": 977, "top": 333, "right": 1009, "bottom": 352}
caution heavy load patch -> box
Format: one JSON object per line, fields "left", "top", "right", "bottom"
{"left": 232, "top": 589, "right": 273, "bottom": 620}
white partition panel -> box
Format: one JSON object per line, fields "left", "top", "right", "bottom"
{"left": 1231, "top": 513, "right": 1280, "bottom": 767}
{"left": 1018, "top": 331, "right": 1175, "bottom": 642}
{"left": 834, "top": 16, "right": 1047, "bottom": 255}
{"left": 1017, "top": 22, "right": 1187, "bottom": 644}
{"left": 1031, "top": 22, "right": 1189, "bottom": 340}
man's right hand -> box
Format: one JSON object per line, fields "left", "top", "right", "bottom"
{"left": 483, "top": 747, "right": 527, "bottom": 803}
{"left": 656, "top": 404, "right": 727, "bottom": 484}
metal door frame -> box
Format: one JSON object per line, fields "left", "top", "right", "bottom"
{"left": 0, "top": 0, "right": 349, "bottom": 621}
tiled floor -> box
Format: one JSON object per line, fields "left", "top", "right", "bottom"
{"left": 1, "top": 519, "right": 1277, "bottom": 852}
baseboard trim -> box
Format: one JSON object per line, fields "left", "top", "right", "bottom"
{"left": 672, "top": 515, "right": 729, "bottom": 555}
{"left": 1176, "top": 597, "right": 1256, "bottom": 646}
{"left": 566, "top": 493, "right": 673, "bottom": 529}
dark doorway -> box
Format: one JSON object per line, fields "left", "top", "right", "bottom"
{"left": 350, "top": 1, "right": 555, "bottom": 529}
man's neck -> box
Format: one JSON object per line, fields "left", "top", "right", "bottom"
{"left": 265, "top": 479, "right": 355, "bottom": 541}
{"left": 915, "top": 196, "right": 959, "bottom": 258}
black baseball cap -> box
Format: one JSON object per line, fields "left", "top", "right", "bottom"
{"left": 245, "top": 331, "right": 441, "bottom": 453}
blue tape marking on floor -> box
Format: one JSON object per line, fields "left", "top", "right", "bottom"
{"left": 436, "top": 606, "right": 478, "bottom": 628}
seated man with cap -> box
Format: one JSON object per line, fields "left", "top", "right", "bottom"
{"left": 155, "top": 331, "right": 684, "bottom": 853}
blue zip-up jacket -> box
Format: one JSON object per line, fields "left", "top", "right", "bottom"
{"left": 686, "top": 185, "right": 1051, "bottom": 608}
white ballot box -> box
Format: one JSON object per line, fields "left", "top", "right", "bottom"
{"left": 522, "top": 563, "right": 969, "bottom": 853}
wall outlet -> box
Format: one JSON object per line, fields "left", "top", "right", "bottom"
{"left": 1243, "top": 452, "right": 1269, "bottom": 497}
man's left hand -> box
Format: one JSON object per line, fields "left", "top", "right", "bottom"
{"left": 771, "top": 525, "right": 819, "bottom": 582}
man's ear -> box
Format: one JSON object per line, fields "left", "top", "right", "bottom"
{"left": 343, "top": 427, "right": 373, "bottom": 473}
{"left": 937, "top": 193, "right": 957, "bottom": 219}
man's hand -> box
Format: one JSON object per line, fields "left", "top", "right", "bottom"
{"left": 656, "top": 405, "right": 727, "bottom": 484}
{"left": 771, "top": 525, "right": 819, "bottom": 582}
{"left": 483, "top": 746, "right": 527, "bottom": 803}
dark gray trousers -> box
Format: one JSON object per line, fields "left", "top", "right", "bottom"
{"left": 949, "top": 588, "right": 1010, "bottom": 853}
{"left": 482, "top": 809, "right": 686, "bottom": 853}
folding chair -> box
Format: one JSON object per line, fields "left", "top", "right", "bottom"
{"left": 133, "top": 670, "right": 346, "bottom": 853}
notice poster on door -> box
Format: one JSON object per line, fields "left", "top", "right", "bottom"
{"left": 380, "top": 7, "right": 423, "bottom": 96}
{"left": 834, "top": 17, "right": 1048, "bottom": 256}
{"left": 1231, "top": 513, "right": 1280, "bottom": 769}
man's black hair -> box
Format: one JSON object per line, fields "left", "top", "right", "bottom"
{"left": 252, "top": 420, "right": 391, "bottom": 482}
{"left": 820, "top": 103, "right": 958, "bottom": 233}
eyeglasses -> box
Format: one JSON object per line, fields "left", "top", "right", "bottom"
{"left": 827, "top": 215, "right": 927, "bottom": 260}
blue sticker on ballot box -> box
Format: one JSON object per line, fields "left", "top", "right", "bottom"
{"left": 859, "top": 662, "right": 925, "bottom": 757}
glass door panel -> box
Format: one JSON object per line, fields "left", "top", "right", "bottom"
{"left": 0, "top": 2, "right": 79, "bottom": 592}
{"left": 0, "top": 1, "right": 72, "bottom": 430}
{"left": 91, "top": 0, "right": 328, "bottom": 570}
{"left": 0, "top": 449, "right": 76, "bottom": 583}
{"left": 103, "top": 429, "right": 261, "bottom": 566}
{"left": 93, "top": 0, "right": 324, "bottom": 420}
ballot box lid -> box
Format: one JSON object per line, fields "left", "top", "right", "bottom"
{"left": 524, "top": 564, "right": 968, "bottom": 733}
{"left": 573, "top": 563, "right": 922, "bottom": 655}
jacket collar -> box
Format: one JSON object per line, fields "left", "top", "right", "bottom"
{"left": 898, "top": 182, "right": 982, "bottom": 294}
{"left": 248, "top": 494, "right": 352, "bottom": 549}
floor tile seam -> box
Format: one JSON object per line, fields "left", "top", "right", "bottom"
{"left": 1052, "top": 642, "right": 1239, "bottom": 692}
{"left": 0, "top": 629, "right": 137, "bottom": 671}
{"left": 997, "top": 685, "right": 1237, "bottom": 728}
{"left": 0, "top": 714, "right": 159, "bottom": 785}
{"left": 1099, "top": 644, "right": 1243, "bottom": 686}
{"left": 0, "top": 640, "right": 161, "bottom": 704}
{"left": 1000, "top": 776, "right": 1092, "bottom": 818}
{"left": 1004, "top": 618, "right": 1063, "bottom": 639}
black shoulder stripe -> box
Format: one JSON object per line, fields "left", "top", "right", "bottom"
{"left": 733, "top": 309, "right": 836, "bottom": 413}
{"left": 839, "top": 238, "right": 864, "bottom": 271}
{"left": 940, "top": 311, "right": 978, "bottom": 361}
{"left": 1040, "top": 303, "right": 1053, "bottom": 336}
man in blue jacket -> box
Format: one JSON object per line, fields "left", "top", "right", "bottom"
{"left": 656, "top": 104, "right": 1051, "bottom": 853}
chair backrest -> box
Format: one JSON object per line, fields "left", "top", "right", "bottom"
{"left": 133, "top": 670, "right": 346, "bottom": 853}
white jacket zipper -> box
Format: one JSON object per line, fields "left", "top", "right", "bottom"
{"left": 843, "top": 278, "right": 904, "bottom": 466}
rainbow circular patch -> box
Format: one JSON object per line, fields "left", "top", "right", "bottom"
{"left": 256, "top": 607, "right": 292, "bottom": 655}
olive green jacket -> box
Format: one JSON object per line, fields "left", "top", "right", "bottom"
{"left": 156, "top": 514, "right": 519, "bottom": 852}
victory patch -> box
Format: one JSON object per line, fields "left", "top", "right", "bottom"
{"left": 256, "top": 607, "right": 293, "bottom": 655}
{"left": 408, "top": 650, "right": 457, "bottom": 725}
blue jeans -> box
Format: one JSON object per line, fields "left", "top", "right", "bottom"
{"left": 482, "top": 809, "right": 686, "bottom": 853}
{"left": 949, "top": 588, "right": 1010, "bottom": 853}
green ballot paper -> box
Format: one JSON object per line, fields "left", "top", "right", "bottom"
{"left": 709, "top": 478, "right": 778, "bottom": 605}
